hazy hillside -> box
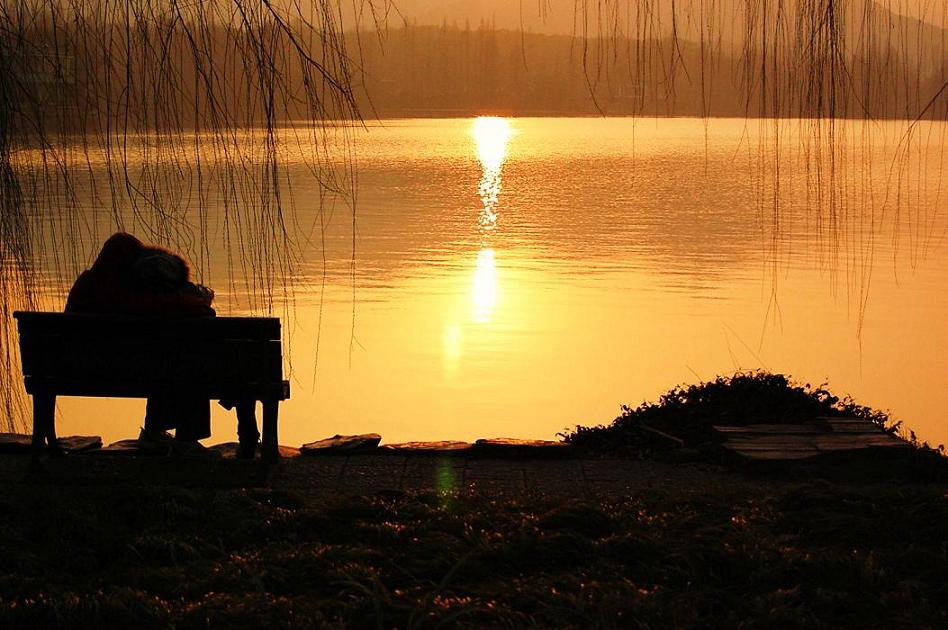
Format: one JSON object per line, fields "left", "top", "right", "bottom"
{"left": 352, "top": 23, "right": 946, "bottom": 119}
{"left": 9, "top": 3, "right": 945, "bottom": 128}
{"left": 345, "top": 1, "right": 946, "bottom": 119}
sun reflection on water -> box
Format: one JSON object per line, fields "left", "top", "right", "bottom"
{"left": 441, "top": 117, "right": 512, "bottom": 378}
{"left": 471, "top": 116, "right": 511, "bottom": 326}
{"left": 473, "top": 117, "right": 512, "bottom": 234}
{"left": 472, "top": 248, "right": 498, "bottom": 323}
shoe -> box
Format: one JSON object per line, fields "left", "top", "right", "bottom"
{"left": 137, "top": 427, "right": 175, "bottom": 455}
{"left": 172, "top": 439, "right": 223, "bottom": 459}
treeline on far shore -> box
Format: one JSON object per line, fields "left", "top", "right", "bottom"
{"left": 351, "top": 25, "right": 947, "bottom": 121}
{"left": 5, "top": 20, "right": 947, "bottom": 135}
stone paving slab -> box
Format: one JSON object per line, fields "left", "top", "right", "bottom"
{"left": 300, "top": 434, "right": 382, "bottom": 456}
{"left": 715, "top": 418, "right": 909, "bottom": 461}
{"left": 380, "top": 441, "right": 473, "bottom": 455}
{"left": 0, "top": 434, "right": 31, "bottom": 454}
{"left": 89, "top": 439, "right": 160, "bottom": 456}
{"left": 0, "top": 434, "right": 103, "bottom": 454}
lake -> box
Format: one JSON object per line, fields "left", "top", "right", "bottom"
{"left": 25, "top": 117, "right": 948, "bottom": 448}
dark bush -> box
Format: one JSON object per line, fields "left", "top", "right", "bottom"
{"left": 561, "top": 371, "right": 899, "bottom": 457}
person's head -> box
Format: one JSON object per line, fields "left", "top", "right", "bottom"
{"left": 90, "top": 232, "right": 145, "bottom": 277}
{"left": 133, "top": 248, "right": 190, "bottom": 291}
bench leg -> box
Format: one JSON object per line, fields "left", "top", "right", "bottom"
{"left": 261, "top": 400, "right": 279, "bottom": 462}
{"left": 31, "top": 393, "right": 63, "bottom": 459}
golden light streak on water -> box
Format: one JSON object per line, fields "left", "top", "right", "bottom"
{"left": 38, "top": 118, "right": 948, "bottom": 450}
{"left": 473, "top": 116, "right": 512, "bottom": 174}
{"left": 437, "top": 118, "right": 512, "bottom": 377}
{"left": 442, "top": 323, "right": 462, "bottom": 379}
{"left": 472, "top": 248, "right": 498, "bottom": 324}
{"left": 469, "top": 117, "right": 510, "bottom": 325}
{"left": 473, "top": 117, "right": 512, "bottom": 233}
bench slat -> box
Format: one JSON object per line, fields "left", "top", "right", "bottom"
{"left": 15, "top": 312, "right": 287, "bottom": 401}
{"left": 14, "top": 311, "right": 281, "bottom": 341}
{"left": 24, "top": 377, "right": 288, "bottom": 401}
{"left": 21, "top": 336, "right": 283, "bottom": 394}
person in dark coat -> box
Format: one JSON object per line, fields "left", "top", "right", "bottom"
{"left": 65, "top": 233, "right": 220, "bottom": 455}
{"left": 66, "top": 232, "right": 215, "bottom": 318}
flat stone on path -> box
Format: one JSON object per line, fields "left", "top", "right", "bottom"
{"left": 712, "top": 424, "right": 824, "bottom": 435}
{"left": 471, "top": 438, "right": 574, "bottom": 458}
{"left": 300, "top": 434, "right": 382, "bottom": 456}
{"left": 91, "top": 439, "right": 152, "bottom": 456}
{"left": 209, "top": 443, "right": 301, "bottom": 459}
{"left": 380, "top": 441, "right": 473, "bottom": 455}
{"left": 816, "top": 416, "right": 892, "bottom": 434}
{"left": 0, "top": 433, "right": 102, "bottom": 454}
{"left": 278, "top": 445, "right": 302, "bottom": 458}
{"left": 90, "top": 441, "right": 301, "bottom": 459}
{"left": 0, "top": 434, "right": 32, "bottom": 454}
{"left": 714, "top": 418, "right": 909, "bottom": 462}
{"left": 59, "top": 436, "right": 104, "bottom": 453}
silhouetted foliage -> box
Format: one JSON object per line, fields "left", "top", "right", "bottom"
{"left": 562, "top": 371, "right": 945, "bottom": 460}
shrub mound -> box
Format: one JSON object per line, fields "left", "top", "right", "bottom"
{"left": 561, "top": 371, "right": 919, "bottom": 459}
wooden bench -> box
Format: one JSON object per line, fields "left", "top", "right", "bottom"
{"left": 13, "top": 312, "right": 290, "bottom": 460}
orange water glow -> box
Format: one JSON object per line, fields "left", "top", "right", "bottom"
{"left": 40, "top": 117, "right": 948, "bottom": 449}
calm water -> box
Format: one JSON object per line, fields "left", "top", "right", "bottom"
{"left": 30, "top": 117, "right": 948, "bottom": 448}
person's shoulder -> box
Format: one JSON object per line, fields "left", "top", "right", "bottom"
{"left": 64, "top": 269, "right": 96, "bottom": 312}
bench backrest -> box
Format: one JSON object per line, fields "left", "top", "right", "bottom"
{"left": 13, "top": 312, "right": 287, "bottom": 401}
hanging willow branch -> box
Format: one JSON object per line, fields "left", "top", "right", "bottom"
{"left": 563, "top": 0, "right": 945, "bottom": 333}
{"left": 0, "top": 1, "right": 945, "bottom": 431}
{"left": 0, "top": 0, "right": 392, "bottom": 430}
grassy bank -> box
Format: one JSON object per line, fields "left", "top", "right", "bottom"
{"left": 0, "top": 478, "right": 945, "bottom": 627}
{"left": 1, "top": 372, "right": 945, "bottom": 627}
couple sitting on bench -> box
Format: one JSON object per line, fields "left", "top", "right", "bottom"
{"left": 65, "top": 232, "right": 259, "bottom": 459}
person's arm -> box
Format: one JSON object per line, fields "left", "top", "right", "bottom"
{"left": 120, "top": 290, "right": 216, "bottom": 317}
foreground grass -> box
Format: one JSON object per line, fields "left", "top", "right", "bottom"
{"left": 0, "top": 478, "right": 945, "bottom": 627}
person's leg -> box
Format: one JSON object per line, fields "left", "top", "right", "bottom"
{"left": 165, "top": 397, "right": 222, "bottom": 458}
{"left": 170, "top": 395, "right": 211, "bottom": 442}
{"left": 139, "top": 396, "right": 178, "bottom": 453}
{"left": 236, "top": 399, "right": 260, "bottom": 459}
{"left": 144, "top": 396, "right": 177, "bottom": 433}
